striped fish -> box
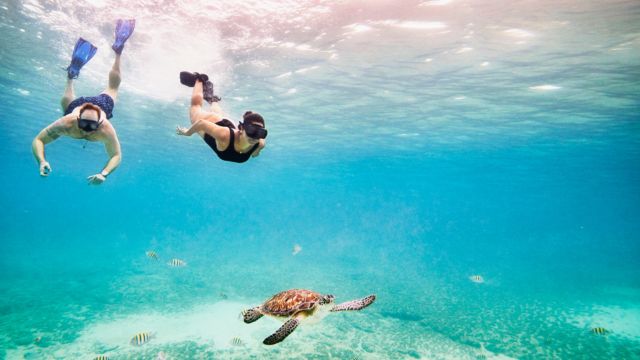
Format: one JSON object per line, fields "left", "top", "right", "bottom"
{"left": 230, "top": 336, "right": 244, "bottom": 346}
{"left": 94, "top": 356, "right": 109, "bottom": 360}
{"left": 146, "top": 250, "right": 159, "bottom": 260}
{"left": 168, "top": 258, "right": 186, "bottom": 267}
{"left": 469, "top": 275, "right": 484, "bottom": 283}
{"left": 130, "top": 331, "right": 153, "bottom": 346}
{"left": 477, "top": 343, "right": 488, "bottom": 359}
{"left": 592, "top": 327, "right": 608, "bottom": 335}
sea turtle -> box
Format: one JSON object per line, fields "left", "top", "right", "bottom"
{"left": 242, "top": 289, "right": 376, "bottom": 345}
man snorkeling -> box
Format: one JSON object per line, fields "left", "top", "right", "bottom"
{"left": 32, "top": 19, "right": 135, "bottom": 185}
{"left": 176, "top": 72, "right": 267, "bottom": 163}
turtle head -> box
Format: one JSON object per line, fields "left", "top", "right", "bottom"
{"left": 320, "top": 294, "right": 335, "bottom": 305}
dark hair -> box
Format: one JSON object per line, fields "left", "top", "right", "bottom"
{"left": 215, "top": 119, "right": 236, "bottom": 129}
{"left": 242, "top": 111, "right": 265, "bottom": 127}
{"left": 79, "top": 104, "right": 101, "bottom": 120}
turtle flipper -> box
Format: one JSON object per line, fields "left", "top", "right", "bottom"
{"left": 242, "top": 307, "right": 263, "bottom": 323}
{"left": 263, "top": 318, "right": 299, "bottom": 345}
{"left": 330, "top": 294, "right": 376, "bottom": 312}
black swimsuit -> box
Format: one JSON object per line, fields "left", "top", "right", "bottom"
{"left": 204, "top": 126, "right": 259, "bottom": 163}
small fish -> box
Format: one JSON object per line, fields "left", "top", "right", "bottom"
{"left": 34, "top": 336, "right": 42, "bottom": 343}
{"left": 592, "top": 327, "right": 608, "bottom": 335}
{"left": 469, "top": 275, "right": 484, "bottom": 283}
{"left": 156, "top": 351, "right": 168, "bottom": 360}
{"left": 230, "top": 336, "right": 244, "bottom": 346}
{"left": 146, "top": 250, "right": 159, "bottom": 260}
{"left": 219, "top": 292, "right": 228, "bottom": 299}
{"left": 168, "top": 258, "right": 186, "bottom": 267}
{"left": 94, "top": 356, "right": 109, "bottom": 360}
{"left": 130, "top": 331, "right": 153, "bottom": 346}
{"left": 292, "top": 244, "right": 302, "bottom": 255}
{"left": 477, "top": 343, "right": 488, "bottom": 359}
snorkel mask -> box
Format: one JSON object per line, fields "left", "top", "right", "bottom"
{"left": 77, "top": 105, "right": 103, "bottom": 132}
{"left": 241, "top": 111, "right": 267, "bottom": 139}
{"left": 242, "top": 122, "right": 268, "bottom": 139}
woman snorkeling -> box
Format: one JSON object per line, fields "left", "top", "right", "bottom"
{"left": 176, "top": 72, "right": 267, "bottom": 163}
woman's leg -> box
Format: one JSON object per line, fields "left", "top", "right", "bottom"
{"left": 188, "top": 81, "right": 208, "bottom": 137}
{"left": 101, "top": 54, "right": 121, "bottom": 103}
{"left": 189, "top": 80, "right": 205, "bottom": 125}
{"left": 190, "top": 80, "right": 226, "bottom": 123}
{"left": 60, "top": 79, "right": 75, "bottom": 112}
{"left": 209, "top": 100, "right": 223, "bottom": 116}
{"left": 189, "top": 79, "right": 226, "bottom": 137}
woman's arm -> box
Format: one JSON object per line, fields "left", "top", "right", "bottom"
{"left": 177, "top": 120, "right": 228, "bottom": 140}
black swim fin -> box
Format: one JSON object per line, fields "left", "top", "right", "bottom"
{"left": 179, "top": 71, "right": 209, "bottom": 87}
{"left": 202, "top": 80, "right": 221, "bottom": 104}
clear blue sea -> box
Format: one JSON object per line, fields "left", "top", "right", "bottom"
{"left": 1, "top": 1, "right": 639, "bottom": 359}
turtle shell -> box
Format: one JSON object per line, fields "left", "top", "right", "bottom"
{"left": 261, "top": 289, "right": 323, "bottom": 317}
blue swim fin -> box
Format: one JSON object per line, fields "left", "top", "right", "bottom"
{"left": 67, "top": 37, "right": 97, "bottom": 79}
{"left": 112, "top": 19, "right": 136, "bottom": 54}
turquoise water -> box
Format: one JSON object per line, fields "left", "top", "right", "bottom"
{"left": 1, "top": 0, "right": 640, "bottom": 359}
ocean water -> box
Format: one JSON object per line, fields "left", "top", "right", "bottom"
{"left": 1, "top": 0, "right": 639, "bottom": 359}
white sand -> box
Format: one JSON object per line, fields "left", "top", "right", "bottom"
{"left": 6, "top": 300, "right": 273, "bottom": 359}
{"left": 5, "top": 299, "right": 516, "bottom": 359}
{"left": 568, "top": 304, "right": 640, "bottom": 340}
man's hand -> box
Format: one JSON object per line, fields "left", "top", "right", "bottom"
{"left": 87, "top": 173, "right": 106, "bottom": 185}
{"left": 176, "top": 126, "right": 189, "bottom": 136}
{"left": 39, "top": 161, "right": 52, "bottom": 176}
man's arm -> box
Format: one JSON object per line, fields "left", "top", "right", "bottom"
{"left": 101, "top": 131, "right": 122, "bottom": 176}
{"left": 87, "top": 124, "right": 121, "bottom": 185}
{"left": 32, "top": 118, "right": 67, "bottom": 176}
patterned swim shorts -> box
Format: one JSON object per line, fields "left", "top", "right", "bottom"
{"left": 64, "top": 93, "right": 115, "bottom": 119}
